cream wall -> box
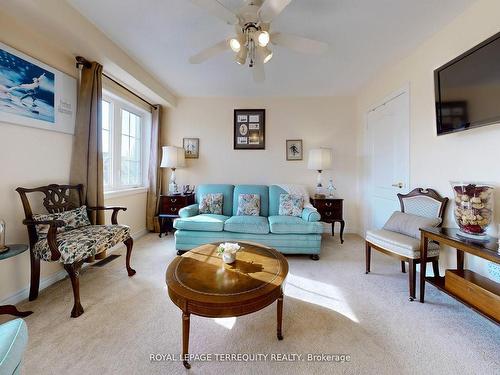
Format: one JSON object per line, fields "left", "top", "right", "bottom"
{"left": 165, "top": 97, "right": 359, "bottom": 233}
{"left": 356, "top": 0, "right": 500, "bottom": 278}
{"left": 0, "top": 12, "right": 147, "bottom": 304}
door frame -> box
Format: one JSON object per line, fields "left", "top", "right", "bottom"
{"left": 365, "top": 84, "right": 411, "bottom": 230}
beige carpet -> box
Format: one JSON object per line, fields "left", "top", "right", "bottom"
{"left": 3, "top": 233, "right": 499, "bottom": 374}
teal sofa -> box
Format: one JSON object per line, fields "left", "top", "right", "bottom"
{"left": 0, "top": 319, "right": 28, "bottom": 375}
{"left": 174, "top": 184, "right": 324, "bottom": 259}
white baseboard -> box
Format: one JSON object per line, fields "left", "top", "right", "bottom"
{"left": 0, "top": 228, "right": 148, "bottom": 306}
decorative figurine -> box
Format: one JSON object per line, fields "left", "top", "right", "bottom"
{"left": 327, "top": 178, "right": 337, "bottom": 198}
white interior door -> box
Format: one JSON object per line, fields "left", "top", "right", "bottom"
{"left": 367, "top": 90, "right": 410, "bottom": 229}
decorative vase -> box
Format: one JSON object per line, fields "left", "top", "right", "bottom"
{"left": 218, "top": 242, "right": 241, "bottom": 264}
{"left": 451, "top": 182, "right": 494, "bottom": 239}
{"left": 222, "top": 252, "right": 236, "bottom": 264}
{"left": 0, "top": 219, "right": 7, "bottom": 253}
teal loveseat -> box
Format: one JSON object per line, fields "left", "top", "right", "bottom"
{"left": 174, "top": 184, "right": 324, "bottom": 259}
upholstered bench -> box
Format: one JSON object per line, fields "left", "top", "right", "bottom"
{"left": 365, "top": 188, "right": 448, "bottom": 300}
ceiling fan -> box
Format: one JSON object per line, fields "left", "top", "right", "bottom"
{"left": 189, "top": 0, "right": 328, "bottom": 82}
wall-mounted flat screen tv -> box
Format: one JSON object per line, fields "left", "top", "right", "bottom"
{"left": 434, "top": 31, "right": 500, "bottom": 135}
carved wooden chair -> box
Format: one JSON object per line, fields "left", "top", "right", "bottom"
{"left": 16, "top": 184, "right": 136, "bottom": 318}
{"left": 365, "top": 188, "right": 448, "bottom": 301}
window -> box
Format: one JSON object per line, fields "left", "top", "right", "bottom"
{"left": 101, "top": 92, "right": 151, "bottom": 192}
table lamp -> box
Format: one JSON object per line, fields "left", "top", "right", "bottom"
{"left": 161, "top": 146, "right": 186, "bottom": 194}
{"left": 308, "top": 148, "right": 332, "bottom": 198}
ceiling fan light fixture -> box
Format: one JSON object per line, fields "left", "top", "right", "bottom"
{"left": 260, "top": 46, "right": 273, "bottom": 64}
{"left": 255, "top": 30, "right": 270, "bottom": 47}
{"left": 229, "top": 38, "right": 241, "bottom": 52}
{"left": 235, "top": 45, "right": 248, "bottom": 65}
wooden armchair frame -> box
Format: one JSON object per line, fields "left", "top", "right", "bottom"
{"left": 16, "top": 184, "right": 136, "bottom": 317}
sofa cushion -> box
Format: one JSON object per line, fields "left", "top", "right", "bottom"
{"left": 233, "top": 185, "right": 269, "bottom": 216}
{"left": 32, "top": 206, "right": 91, "bottom": 239}
{"left": 268, "top": 215, "right": 324, "bottom": 234}
{"left": 366, "top": 229, "right": 440, "bottom": 259}
{"left": 174, "top": 214, "right": 229, "bottom": 232}
{"left": 279, "top": 194, "right": 304, "bottom": 217}
{"left": 236, "top": 194, "right": 260, "bottom": 216}
{"left": 383, "top": 211, "right": 441, "bottom": 239}
{"left": 196, "top": 184, "right": 234, "bottom": 216}
{"left": 224, "top": 216, "right": 270, "bottom": 234}
{"left": 33, "top": 224, "right": 130, "bottom": 264}
{"left": 199, "top": 193, "right": 223, "bottom": 215}
{"left": 0, "top": 319, "right": 28, "bottom": 375}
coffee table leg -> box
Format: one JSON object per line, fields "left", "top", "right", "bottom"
{"left": 182, "top": 312, "right": 191, "bottom": 369}
{"left": 277, "top": 292, "right": 284, "bottom": 340}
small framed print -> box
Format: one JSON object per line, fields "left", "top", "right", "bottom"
{"left": 234, "top": 109, "right": 265, "bottom": 149}
{"left": 286, "top": 139, "right": 303, "bottom": 160}
{"left": 183, "top": 137, "right": 199, "bottom": 159}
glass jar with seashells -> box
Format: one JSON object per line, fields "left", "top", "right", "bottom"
{"left": 451, "top": 182, "right": 494, "bottom": 239}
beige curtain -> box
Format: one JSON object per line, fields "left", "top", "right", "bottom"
{"left": 146, "top": 105, "right": 162, "bottom": 232}
{"left": 70, "top": 60, "right": 105, "bottom": 256}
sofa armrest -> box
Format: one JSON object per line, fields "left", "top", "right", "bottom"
{"left": 178, "top": 204, "right": 199, "bottom": 218}
{"left": 302, "top": 207, "right": 321, "bottom": 222}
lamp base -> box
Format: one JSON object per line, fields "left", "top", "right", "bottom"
{"left": 313, "top": 193, "right": 326, "bottom": 199}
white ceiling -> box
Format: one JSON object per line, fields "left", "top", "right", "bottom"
{"left": 67, "top": 0, "right": 475, "bottom": 97}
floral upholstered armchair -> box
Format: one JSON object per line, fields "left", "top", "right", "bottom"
{"left": 16, "top": 184, "right": 136, "bottom": 318}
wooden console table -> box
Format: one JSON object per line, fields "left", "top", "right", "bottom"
{"left": 420, "top": 227, "right": 499, "bottom": 323}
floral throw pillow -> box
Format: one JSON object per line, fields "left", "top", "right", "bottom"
{"left": 199, "top": 193, "right": 224, "bottom": 215}
{"left": 237, "top": 194, "right": 260, "bottom": 216}
{"left": 279, "top": 194, "right": 304, "bottom": 217}
{"left": 32, "top": 206, "right": 91, "bottom": 239}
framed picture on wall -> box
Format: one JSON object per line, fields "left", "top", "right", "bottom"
{"left": 234, "top": 109, "right": 265, "bottom": 149}
{"left": 0, "top": 42, "right": 77, "bottom": 134}
{"left": 286, "top": 139, "right": 303, "bottom": 160}
{"left": 183, "top": 137, "right": 199, "bottom": 159}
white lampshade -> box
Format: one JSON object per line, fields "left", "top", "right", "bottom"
{"left": 308, "top": 148, "right": 332, "bottom": 171}
{"left": 160, "top": 146, "right": 185, "bottom": 169}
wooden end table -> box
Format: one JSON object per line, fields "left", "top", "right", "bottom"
{"left": 310, "top": 197, "right": 345, "bottom": 243}
{"left": 158, "top": 194, "right": 195, "bottom": 237}
{"left": 0, "top": 244, "right": 33, "bottom": 317}
{"left": 166, "top": 242, "right": 289, "bottom": 369}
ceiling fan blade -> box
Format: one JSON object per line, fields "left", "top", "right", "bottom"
{"left": 258, "top": 0, "right": 292, "bottom": 23}
{"left": 190, "top": 0, "right": 239, "bottom": 25}
{"left": 271, "top": 32, "right": 328, "bottom": 54}
{"left": 253, "top": 62, "right": 265, "bottom": 83}
{"left": 189, "top": 40, "right": 229, "bottom": 64}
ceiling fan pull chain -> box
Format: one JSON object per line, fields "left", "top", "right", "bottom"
{"left": 249, "top": 39, "right": 255, "bottom": 67}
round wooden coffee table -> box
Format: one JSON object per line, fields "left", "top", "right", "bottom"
{"left": 166, "top": 242, "right": 289, "bottom": 369}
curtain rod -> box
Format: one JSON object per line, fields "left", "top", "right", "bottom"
{"left": 76, "top": 56, "right": 156, "bottom": 109}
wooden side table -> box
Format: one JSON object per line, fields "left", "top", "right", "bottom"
{"left": 158, "top": 194, "right": 195, "bottom": 237}
{"left": 310, "top": 197, "right": 345, "bottom": 243}
{"left": 0, "top": 244, "right": 33, "bottom": 317}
